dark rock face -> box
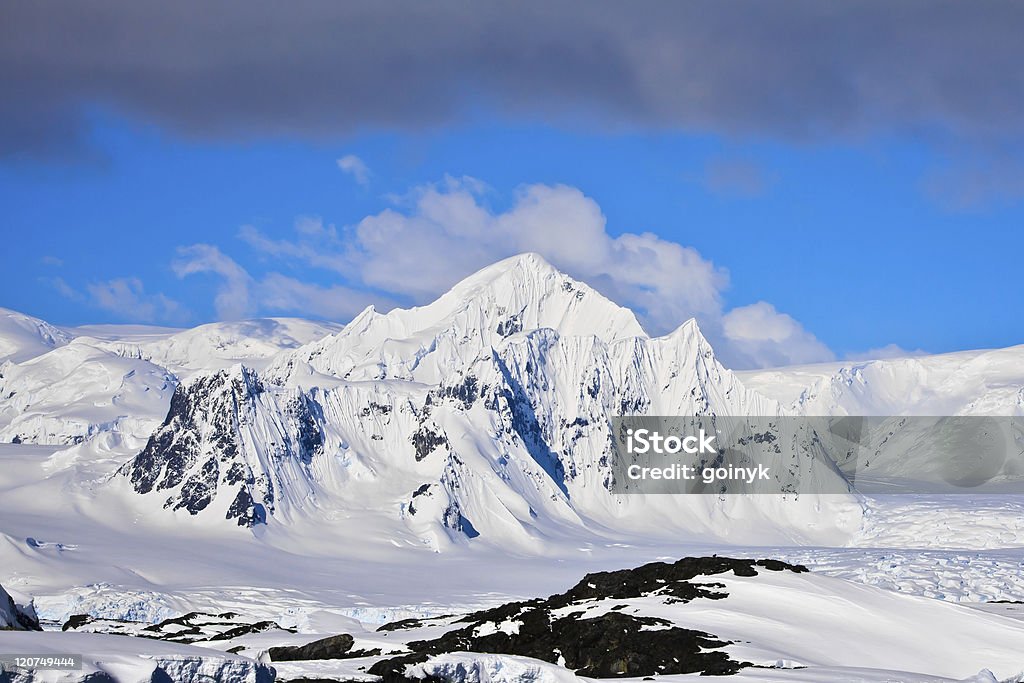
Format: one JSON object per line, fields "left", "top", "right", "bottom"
{"left": 62, "top": 611, "right": 293, "bottom": 644}
{"left": 267, "top": 634, "right": 357, "bottom": 662}
{"left": 546, "top": 556, "right": 807, "bottom": 606}
{"left": 371, "top": 612, "right": 738, "bottom": 680}
{"left": 496, "top": 313, "right": 523, "bottom": 338}
{"left": 371, "top": 556, "right": 810, "bottom": 680}
{"left": 411, "top": 423, "right": 448, "bottom": 462}
{"left": 1, "top": 584, "right": 41, "bottom": 631}
{"left": 435, "top": 374, "right": 481, "bottom": 410}
{"left": 120, "top": 366, "right": 324, "bottom": 527}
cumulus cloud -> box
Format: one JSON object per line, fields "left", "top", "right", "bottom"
{"left": 721, "top": 301, "right": 835, "bottom": 368}
{"left": 337, "top": 154, "right": 370, "bottom": 186}
{"left": 258, "top": 273, "right": 402, "bottom": 321}
{"left": 3, "top": 2, "right": 1023, "bottom": 160}
{"left": 242, "top": 178, "right": 728, "bottom": 334}
{"left": 172, "top": 244, "right": 253, "bottom": 320}
{"left": 184, "top": 178, "right": 845, "bottom": 367}
{"left": 84, "top": 277, "right": 188, "bottom": 323}
{"left": 172, "top": 243, "right": 397, "bottom": 321}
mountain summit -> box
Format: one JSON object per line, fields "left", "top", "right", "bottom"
{"left": 267, "top": 252, "right": 646, "bottom": 385}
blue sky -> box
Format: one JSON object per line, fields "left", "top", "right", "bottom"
{"left": 3, "top": 114, "right": 1021, "bottom": 365}
{"left": 2, "top": 3, "right": 1023, "bottom": 368}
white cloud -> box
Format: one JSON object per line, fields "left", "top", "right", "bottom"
{"left": 202, "top": 177, "right": 838, "bottom": 368}
{"left": 173, "top": 244, "right": 254, "bottom": 320}
{"left": 46, "top": 276, "right": 81, "bottom": 301}
{"left": 259, "top": 272, "right": 401, "bottom": 320}
{"left": 85, "top": 277, "right": 188, "bottom": 323}
{"left": 358, "top": 179, "right": 730, "bottom": 333}
{"left": 337, "top": 154, "right": 370, "bottom": 186}
{"left": 173, "top": 243, "right": 395, "bottom": 321}
{"left": 244, "top": 177, "right": 728, "bottom": 334}
{"left": 721, "top": 301, "right": 835, "bottom": 368}
{"left": 238, "top": 217, "right": 348, "bottom": 274}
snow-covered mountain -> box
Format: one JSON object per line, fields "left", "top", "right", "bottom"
{"left": 739, "top": 346, "right": 1024, "bottom": 417}
{"left": 6, "top": 256, "right": 1024, "bottom": 683}
{"left": 265, "top": 253, "right": 645, "bottom": 385}
{"left": 112, "top": 254, "right": 859, "bottom": 547}
{"left": 740, "top": 350, "right": 1024, "bottom": 485}
{"left": 11, "top": 253, "right": 1024, "bottom": 548}
{"left": 83, "top": 317, "right": 343, "bottom": 378}
{"left": 0, "top": 317, "right": 341, "bottom": 446}
{"left": 0, "top": 340, "right": 176, "bottom": 446}
{"left": 0, "top": 307, "right": 73, "bottom": 364}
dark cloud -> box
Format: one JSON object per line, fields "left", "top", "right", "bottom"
{"left": 922, "top": 144, "right": 1024, "bottom": 209}
{"left": 3, "top": 1, "right": 1023, "bottom": 158}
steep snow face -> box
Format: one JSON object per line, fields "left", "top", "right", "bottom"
{"left": 82, "top": 317, "right": 343, "bottom": 378}
{"left": 121, "top": 366, "right": 325, "bottom": 527}
{"left": 0, "top": 340, "right": 176, "bottom": 446}
{"left": 118, "top": 357, "right": 570, "bottom": 542}
{"left": 740, "top": 345, "right": 1024, "bottom": 417}
{"left": 430, "top": 325, "right": 857, "bottom": 544}
{"left": 267, "top": 253, "right": 646, "bottom": 385}
{"left": 0, "top": 307, "right": 72, "bottom": 364}
{"left": 446, "top": 323, "right": 776, "bottom": 503}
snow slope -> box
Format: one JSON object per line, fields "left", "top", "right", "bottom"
{"left": 0, "top": 308, "right": 72, "bottom": 365}
{"left": 0, "top": 340, "right": 175, "bottom": 446}
{"left": 0, "top": 318, "right": 341, "bottom": 447}
{"left": 82, "top": 317, "right": 343, "bottom": 378}
{"left": 739, "top": 349, "right": 1024, "bottom": 485}
{"left": 241, "top": 557, "right": 1024, "bottom": 682}
{"left": 739, "top": 346, "right": 1024, "bottom": 417}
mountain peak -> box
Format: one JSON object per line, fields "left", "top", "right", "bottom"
{"left": 440, "top": 252, "right": 646, "bottom": 339}
{"left": 660, "top": 318, "right": 708, "bottom": 345}
{"left": 270, "top": 253, "right": 646, "bottom": 384}
{"left": 447, "top": 252, "right": 573, "bottom": 299}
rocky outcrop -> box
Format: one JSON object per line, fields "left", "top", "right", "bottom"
{"left": 120, "top": 365, "right": 324, "bottom": 527}
{"left": 368, "top": 557, "right": 810, "bottom": 680}
{"left": 0, "top": 584, "right": 40, "bottom": 631}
